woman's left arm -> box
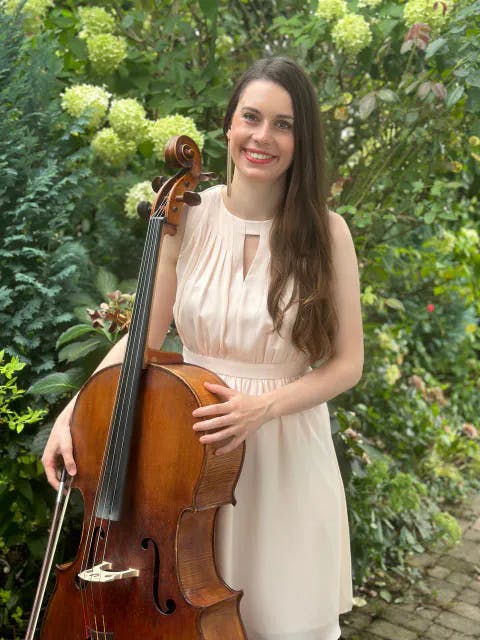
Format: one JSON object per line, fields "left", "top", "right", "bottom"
{"left": 192, "top": 212, "right": 363, "bottom": 454}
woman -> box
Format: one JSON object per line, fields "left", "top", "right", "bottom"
{"left": 43, "top": 57, "right": 363, "bottom": 640}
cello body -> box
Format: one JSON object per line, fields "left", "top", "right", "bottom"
{"left": 41, "top": 360, "right": 246, "bottom": 639}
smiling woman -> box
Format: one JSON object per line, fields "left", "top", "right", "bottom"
{"left": 42, "top": 57, "right": 363, "bottom": 640}
{"left": 227, "top": 80, "right": 295, "bottom": 190}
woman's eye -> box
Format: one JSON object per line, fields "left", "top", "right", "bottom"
{"left": 276, "top": 120, "right": 292, "bottom": 130}
{"left": 243, "top": 112, "right": 256, "bottom": 121}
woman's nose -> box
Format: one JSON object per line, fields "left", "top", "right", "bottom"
{"left": 252, "top": 121, "right": 271, "bottom": 144}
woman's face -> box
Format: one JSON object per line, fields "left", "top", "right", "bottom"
{"left": 227, "top": 79, "right": 295, "bottom": 188}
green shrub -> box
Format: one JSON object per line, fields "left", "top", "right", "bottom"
{"left": 0, "top": 351, "right": 48, "bottom": 636}
{"left": 0, "top": 12, "right": 98, "bottom": 382}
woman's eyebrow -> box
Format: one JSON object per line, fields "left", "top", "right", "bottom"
{"left": 240, "top": 106, "right": 294, "bottom": 120}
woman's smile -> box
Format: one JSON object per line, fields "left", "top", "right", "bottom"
{"left": 242, "top": 148, "right": 277, "bottom": 164}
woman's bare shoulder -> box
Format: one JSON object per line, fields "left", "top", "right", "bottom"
{"left": 327, "top": 210, "right": 355, "bottom": 252}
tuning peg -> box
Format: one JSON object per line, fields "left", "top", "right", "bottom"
{"left": 151, "top": 176, "right": 167, "bottom": 193}
{"left": 137, "top": 201, "right": 152, "bottom": 220}
{"left": 175, "top": 191, "right": 201, "bottom": 207}
{"left": 199, "top": 172, "right": 217, "bottom": 181}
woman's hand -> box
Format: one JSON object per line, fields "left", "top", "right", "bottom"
{"left": 192, "top": 381, "right": 272, "bottom": 455}
{"left": 42, "top": 401, "right": 77, "bottom": 491}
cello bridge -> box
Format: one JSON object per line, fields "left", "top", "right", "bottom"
{"left": 78, "top": 561, "right": 140, "bottom": 583}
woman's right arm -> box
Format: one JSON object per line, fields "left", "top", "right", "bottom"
{"left": 42, "top": 208, "right": 188, "bottom": 490}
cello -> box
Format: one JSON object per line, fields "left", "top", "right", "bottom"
{"left": 25, "top": 135, "right": 247, "bottom": 640}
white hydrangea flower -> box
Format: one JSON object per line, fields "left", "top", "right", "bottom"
{"left": 3, "top": 0, "right": 54, "bottom": 31}
{"left": 91, "top": 128, "right": 136, "bottom": 167}
{"left": 78, "top": 6, "right": 116, "bottom": 39}
{"left": 404, "top": 0, "right": 455, "bottom": 31}
{"left": 216, "top": 34, "right": 234, "bottom": 57}
{"left": 61, "top": 84, "right": 111, "bottom": 129}
{"left": 86, "top": 34, "right": 128, "bottom": 75}
{"left": 316, "top": 0, "right": 347, "bottom": 22}
{"left": 124, "top": 181, "right": 156, "bottom": 219}
{"left": 384, "top": 364, "right": 401, "bottom": 386}
{"left": 149, "top": 115, "right": 205, "bottom": 161}
{"left": 378, "top": 331, "right": 396, "bottom": 351}
{"left": 331, "top": 13, "right": 373, "bottom": 57}
{"left": 108, "top": 98, "right": 149, "bottom": 142}
{"left": 459, "top": 227, "right": 479, "bottom": 250}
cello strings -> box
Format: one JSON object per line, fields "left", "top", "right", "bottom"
{"left": 96, "top": 209, "right": 164, "bottom": 625}
{"left": 82, "top": 214, "right": 160, "bottom": 635}
{"left": 79, "top": 196, "right": 167, "bottom": 633}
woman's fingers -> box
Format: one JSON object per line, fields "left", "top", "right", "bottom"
{"left": 193, "top": 412, "right": 236, "bottom": 431}
{"left": 42, "top": 422, "right": 77, "bottom": 490}
{"left": 43, "top": 457, "right": 61, "bottom": 491}
{"left": 59, "top": 430, "right": 77, "bottom": 477}
{"left": 192, "top": 401, "right": 231, "bottom": 418}
{"left": 199, "top": 425, "right": 236, "bottom": 444}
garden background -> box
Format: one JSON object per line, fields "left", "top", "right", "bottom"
{"left": 0, "top": 0, "right": 479, "bottom": 637}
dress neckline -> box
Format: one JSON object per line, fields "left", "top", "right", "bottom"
{"left": 218, "top": 186, "right": 274, "bottom": 235}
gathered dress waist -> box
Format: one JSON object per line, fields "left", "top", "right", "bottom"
{"left": 183, "top": 346, "right": 309, "bottom": 380}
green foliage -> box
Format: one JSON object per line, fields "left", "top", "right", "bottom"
{"left": 0, "top": 12, "right": 98, "bottom": 382}
{"left": 29, "top": 269, "right": 135, "bottom": 401}
{"left": 0, "top": 351, "right": 49, "bottom": 636}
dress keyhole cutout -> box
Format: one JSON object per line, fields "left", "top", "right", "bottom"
{"left": 243, "top": 234, "right": 260, "bottom": 281}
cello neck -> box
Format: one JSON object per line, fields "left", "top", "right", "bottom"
{"left": 95, "top": 214, "right": 165, "bottom": 521}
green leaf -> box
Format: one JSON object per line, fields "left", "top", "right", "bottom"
{"left": 384, "top": 298, "right": 405, "bottom": 311}
{"left": 58, "top": 337, "right": 105, "bottom": 363}
{"left": 467, "top": 72, "right": 480, "bottom": 88}
{"left": 380, "top": 589, "right": 392, "bottom": 603}
{"left": 359, "top": 93, "right": 376, "bottom": 120}
{"left": 377, "top": 89, "right": 398, "bottom": 103}
{"left": 28, "top": 369, "right": 84, "bottom": 396}
{"left": 118, "top": 278, "right": 138, "bottom": 293}
{"left": 95, "top": 268, "right": 118, "bottom": 298}
{"left": 56, "top": 324, "right": 96, "bottom": 348}
{"left": 425, "top": 37, "right": 447, "bottom": 59}
{"left": 198, "top": 0, "right": 218, "bottom": 20}
{"left": 446, "top": 85, "right": 465, "bottom": 108}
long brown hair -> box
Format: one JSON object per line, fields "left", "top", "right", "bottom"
{"left": 223, "top": 57, "right": 338, "bottom": 364}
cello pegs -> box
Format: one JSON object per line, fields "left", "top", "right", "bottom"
{"left": 137, "top": 201, "right": 152, "bottom": 220}
{"left": 199, "top": 172, "right": 217, "bottom": 181}
{"left": 175, "top": 191, "right": 201, "bottom": 207}
{"left": 151, "top": 176, "right": 167, "bottom": 193}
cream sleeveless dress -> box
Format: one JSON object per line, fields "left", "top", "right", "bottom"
{"left": 173, "top": 185, "right": 353, "bottom": 640}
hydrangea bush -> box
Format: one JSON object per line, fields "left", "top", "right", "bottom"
{"left": 91, "top": 127, "right": 136, "bottom": 167}
{"left": 61, "top": 84, "right": 111, "bottom": 129}
{"left": 149, "top": 115, "right": 205, "bottom": 160}
{"left": 78, "top": 6, "right": 116, "bottom": 39}
{"left": 86, "top": 33, "right": 127, "bottom": 75}
{"left": 108, "top": 98, "right": 149, "bottom": 141}
{"left": 3, "top": 0, "right": 53, "bottom": 31}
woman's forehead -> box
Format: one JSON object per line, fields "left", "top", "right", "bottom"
{"left": 237, "top": 79, "right": 294, "bottom": 115}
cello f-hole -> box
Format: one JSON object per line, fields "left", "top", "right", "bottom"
{"left": 141, "top": 537, "right": 176, "bottom": 615}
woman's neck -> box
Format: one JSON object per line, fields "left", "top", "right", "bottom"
{"left": 224, "top": 173, "right": 285, "bottom": 221}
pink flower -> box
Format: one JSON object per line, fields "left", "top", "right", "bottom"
{"left": 462, "top": 423, "right": 479, "bottom": 439}
{"left": 427, "top": 303, "right": 435, "bottom": 313}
